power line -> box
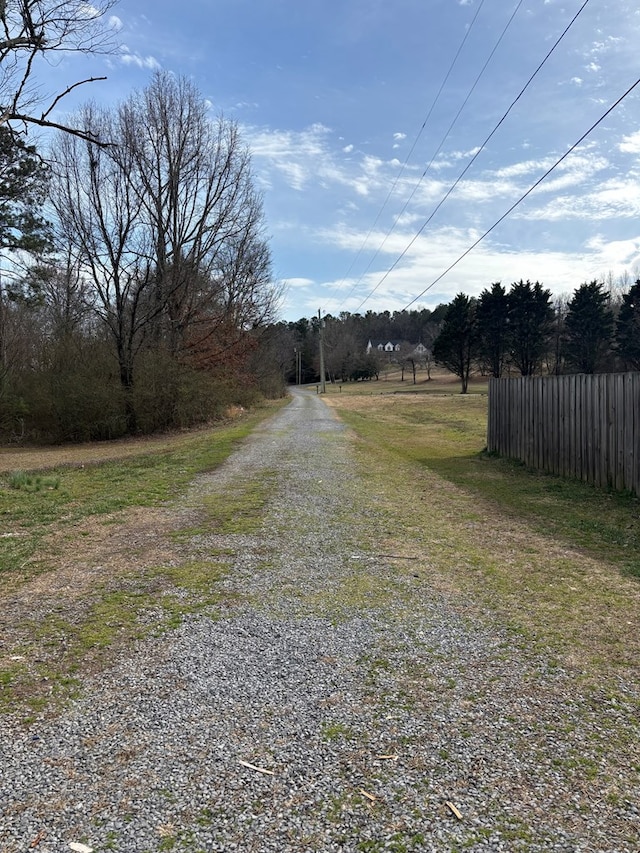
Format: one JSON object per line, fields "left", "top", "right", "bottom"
{"left": 402, "top": 75, "right": 640, "bottom": 310}
{"left": 335, "top": 0, "right": 487, "bottom": 311}
{"left": 345, "top": 0, "right": 524, "bottom": 308}
{"left": 352, "top": 0, "right": 591, "bottom": 315}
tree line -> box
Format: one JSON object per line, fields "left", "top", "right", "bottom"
{"left": 263, "top": 307, "right": 450, "bottom": 387}
{"left": 0, "top": 3, "right": 283, "bottom": 443}
{"left": 434, "top": 278, "right": 640, "bottom": 392}
{"left": 265, "top": 274, "right": 639, "bottom": 392}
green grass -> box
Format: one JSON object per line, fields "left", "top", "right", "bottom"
{"left": 0, "top": 400, "right": 287, "bottom": 716}
{"left": 321, "top": 721, "right": 354, "bottom": 741}
{"left": 8, "top": 471, "right": 60, "bottom": 492}
{"left": 326, "top": 387, "right": 640, "bottom": 680}
{"left": 0, "top": 402, "right": 286, "bottom": 576}
{"left": 332, "top": 391, "right": 640, "bottom": 579}
{"left": 201, "top": 473, "right": 276, "bottom": 535}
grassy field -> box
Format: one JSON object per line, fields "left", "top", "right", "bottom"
{"left": 0, "top": 400, "right": 287, "bottom": 717}
{"left": 324, "top": 371, "right": 640, "bottom": 684}
{"left": 2, "top": 375, "right": 640, "bottom": 717}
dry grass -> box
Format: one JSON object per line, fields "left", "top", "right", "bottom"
{"left": 0, "top": 402, "right": 286, "bottom": 717}
{"left": 0, "top": 422, "right": 230, "bottom": 474}
{"left": 324, "top": 383, "right": 640, "bottom": 686}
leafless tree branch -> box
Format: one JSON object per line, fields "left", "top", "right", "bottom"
{"left": 0, "top": 0, "right": 119, "bottom": 141}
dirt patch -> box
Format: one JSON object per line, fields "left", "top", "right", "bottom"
{"left": 0, "top": 502, "right": 201, "bottom": 690}
{"left": 0, "top": 428, "right": 215, "bottom": 474}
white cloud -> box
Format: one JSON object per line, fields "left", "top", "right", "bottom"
{"left": 571, "top": 77, "right": 583, "bottom": 86}
{"left": 619, "top": 130, "right": 640, "bottom": 154}
{"left": 484, "top": 152, "right": 609, "bottom": 204}
{"left": 247, "top": 123, "right": 333, "bottom": 191}
{"left": 121, "top": 53, "right": 161, "bottom": 70}
{"left": 79, "top": 3, "right": 100, "bottom": 19}
{"left": 393, "top": 132, "right": 406, "bottom": 141}
{"left": 247, "top": 124, "right": 405, "bottom": 197}
{"left": 282, "top": 277, "right": 314, "bottom": 289}
{"left": 432, "top": 146, "right": 482, "bottom": 170}
{"left": 305, "top": 222, "right": 640, "bottom": 318}
{"left": 587, "top": 36, "right": 624, "bottom": 57}
{"left": 448, "top": 146, "right": 482, "bottom": 161}
{"left": 494, "top": 157, "right": 557, "bottom": 179}
{"left": 109, "top": 15, "right": 123, "bottom": 31}
{"left": 519, "top": 177, "right": 640, "bottom": 222}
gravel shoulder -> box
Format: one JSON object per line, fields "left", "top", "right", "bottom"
{"left": 1, "top": 389, "right": 638, "bottom": 853}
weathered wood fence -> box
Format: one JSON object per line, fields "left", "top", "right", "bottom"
{"left": 487, "top": 373, "right": 640, "bottom": 496}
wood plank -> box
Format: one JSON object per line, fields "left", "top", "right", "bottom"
{"left": 624, "top": 373, "right": 634, "bottom": 492}
{"left": 616, "top": 373, "right": 626, "bottom": 492}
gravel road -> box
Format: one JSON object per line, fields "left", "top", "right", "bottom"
{"left": 1, "top": 389, "right": 639, "bottom": 852}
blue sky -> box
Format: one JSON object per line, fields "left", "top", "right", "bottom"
{"left": 41, "top": 0, "right": 640, "bottom": 320}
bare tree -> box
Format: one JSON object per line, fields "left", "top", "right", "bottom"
{"left": 0, "top": 0, "right": 118, "bottom": 139}
{"left": 30, "top": 249, "right": 94, "bottom": 337}
{"left": 50, "top": 76, "right": 277, "bottom": 432}
{"left": 119, "top": 72, "right": 277, "bottom": 361}
{"left": 51, "top": 104, "right": 153, "bottom": 430}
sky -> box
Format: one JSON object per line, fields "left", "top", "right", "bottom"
{"left": 34, "top": 0, "right": 640, "bottom": 321}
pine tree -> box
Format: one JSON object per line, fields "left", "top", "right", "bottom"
{"left": 476, "top": 282, "right": 509, "bottom": 377}
{"left": 508, "top": 280, "right": 554, "bottom": 376}
{"left": 616, "top": 279, "right": 640, "bottom": 370}
{"left": 0, "top": 126, "right": 51, "bottom": 264}
{"left": 433, "top": 293, "right": 477, "bottom": 393}
{"left": 564, "top": 280, "right": 613, "bottom": 374}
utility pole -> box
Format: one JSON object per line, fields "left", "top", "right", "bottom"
{"left": 318, "top": 308, "right": 326, "bottom": 394}
{"left": 294, "top": 347, "right": 301, "bottom": 385}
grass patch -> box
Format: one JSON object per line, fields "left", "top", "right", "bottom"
{"left": 321, "top": 721, "right": 354, "bottom": 741}
{"left": 306, "top": 567, "right": 405, "bottom": 617}
{"left": 324, "top": 387, "right": 640, "bottom": 678}
{"left": 329, "top": 390, "right": 639, "bottom": 579}
{"left": 8, "top": 471, "right": 60, "bottom": 492}
{"left": 1, "top": 558, "right": 234, "bottom": 717}
{"left": 201, "top": 473, "right": 276, "bottom": 535}
{"left": 0, "top": 400, "right": 287, "bottom": 577}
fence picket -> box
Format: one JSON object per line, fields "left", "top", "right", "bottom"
{"left": 486, "top": 372, "right": 640, "bottom": 496}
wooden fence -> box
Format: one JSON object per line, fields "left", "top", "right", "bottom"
{"left": 487, "top": 373, "right": 640, "bottom": 496}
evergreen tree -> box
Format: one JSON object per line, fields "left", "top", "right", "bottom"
{"left": 476, "top": 282, "right": 509, "bottom": 377}
{"left": 0, "top": 127, "right": 52, "bottom": 395}
{"left": 508, "top": 279, "right": 553, "bottom": 376}
{"left": 616, "top": 279, "right": 640, "bottom": 370}
{"left": 0, "top": 126, "right": 51, "bottom": 263}
{"left": 433, "top": 293, "right": 477, "bottom": 393}
{"left": 564, "top": 280, "right": 613, "bottom": 374}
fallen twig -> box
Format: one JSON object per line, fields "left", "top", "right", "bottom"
{"left": 376, "top": 554, "right": 419, "bottom": 560}
{"left": 238, "top": 759, "right": 275, "bottom": 776}
{"left": 359, "top": 789, "right": 377, "bottom": 802}
{"left": 445, "top": 801, "right": 463, "bottom": 819}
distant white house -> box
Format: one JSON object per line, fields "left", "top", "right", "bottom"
{"left": 366, "top": 339, "right": 402, "bottom": 354}
{"left": 366, "top": 340, "right": 429, "bottom": 356}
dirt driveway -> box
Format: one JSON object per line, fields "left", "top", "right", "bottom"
{"left": 0, "top": 389, "right": 638, "bottom": 852}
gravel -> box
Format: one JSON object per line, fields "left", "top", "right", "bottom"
{"left": 1, "top": 388, "right": 639, "bottom": 852}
